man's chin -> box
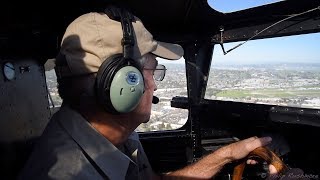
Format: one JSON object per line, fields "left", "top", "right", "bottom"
{"left": 142, "top": 115, "right": 151, "bottom": 123}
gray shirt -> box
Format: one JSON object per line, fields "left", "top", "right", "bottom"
{"left": 18, "top": 105, "right": 153, "bottom": 180}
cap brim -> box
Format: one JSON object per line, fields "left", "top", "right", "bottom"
{"left": 151, "top": 41, "right": 184, "bottom": 60}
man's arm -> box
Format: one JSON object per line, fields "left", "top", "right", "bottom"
{"left": 152, "top": 136, "right": 272, "bottom": 180}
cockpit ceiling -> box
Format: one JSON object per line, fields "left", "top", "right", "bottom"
{"left": 119, "top": 0, "right": 320, "bottom": 42}
{"left": 1, "top": 0, "right": 320, "bottom": 54}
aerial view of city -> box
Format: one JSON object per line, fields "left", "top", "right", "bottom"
{"left": 46, "top": 62, "right": 320, "bottom": 132}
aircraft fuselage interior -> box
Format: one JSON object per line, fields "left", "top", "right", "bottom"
{"left": 1, "top": 0, "right": 320, "bottom": 179}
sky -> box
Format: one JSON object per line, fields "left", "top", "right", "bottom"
{"left": 213, "top": 33, "right": 320, "bottom": 65}
{"left": 208, "top": 0, "right": 284, "bottom": 13}
{"left": 159, "top": 0, "right": 320, "bottom": 65}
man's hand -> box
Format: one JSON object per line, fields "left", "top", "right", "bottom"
{"left": 219, "top": 136, "right": 272, "bottom": 161}
{"left": 160, "top": 136, "right": 273, "bottom": 179}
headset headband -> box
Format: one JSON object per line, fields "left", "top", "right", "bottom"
{"left": 105, "top": 7, "right": 135, "bottom": 60}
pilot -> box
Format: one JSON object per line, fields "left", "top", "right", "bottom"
{"left": 19, "top": 6, "right": 279, "bottom": 180}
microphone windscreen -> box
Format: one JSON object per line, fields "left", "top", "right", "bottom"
{"left": 152, "top": 96, "right": 159, "bottom": 104}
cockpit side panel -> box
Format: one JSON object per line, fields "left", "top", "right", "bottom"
{"left": 0, "top": 58, "right": 51, "bottom": 179}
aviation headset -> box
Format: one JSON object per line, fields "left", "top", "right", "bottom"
{"left": 95, "top": 8, "right": 144, "bottom": 114}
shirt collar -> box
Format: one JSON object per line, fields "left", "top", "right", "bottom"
{"left": 56, "top": 105, "right": 138, "bottom": 180}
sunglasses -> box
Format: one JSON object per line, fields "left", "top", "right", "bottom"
{"left": 143, "top": 64, "right": 167, "bottom": 81}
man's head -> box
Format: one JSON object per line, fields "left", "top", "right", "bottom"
{"left": 55, "top": 6, "right": 183, "bottom": 120}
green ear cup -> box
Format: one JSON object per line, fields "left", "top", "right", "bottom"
{"left": 109, "top": 66, "right": 144, "bottom": 113}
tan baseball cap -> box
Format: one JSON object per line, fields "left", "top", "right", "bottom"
{"left": 55, "top": 9, "right": 184, "bottom": 78}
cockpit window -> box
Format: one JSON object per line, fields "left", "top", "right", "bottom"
{"left": 208, "top": 0, "right": 285, "bottom": 13}
{"left": 136, "top": 57, "right": 188, "bottom": 132}
{"left": 205, "top": 33, "right": 320, "bottom": 109}
{"left": 46, "top": 69, "right": 62, "bottom": 108}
